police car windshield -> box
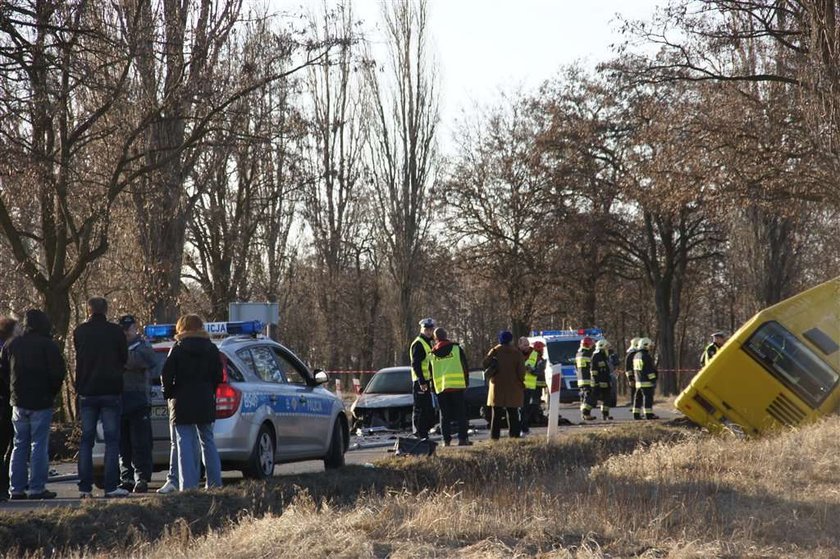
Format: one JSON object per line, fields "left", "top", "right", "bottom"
{"left": 547, "top": 340, "right": 579, "bottom": 365}
{"left": 365, "top": 369, "right": 412, "bottom": 394}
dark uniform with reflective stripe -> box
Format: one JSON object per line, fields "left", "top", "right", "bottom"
{"left": 590, "top": 349, "right": 613, "bottom": 420}
{"left": 632, "top": 349, "right": 657, "bottom": 419}
{"left": 624, "top": 348, "right": 638, "bottom": 404}
{"left": 575, "top": 347, "right": 595, "bottom": 419}
{"left": 410, "top": 334, "right": 435, "bottom": 438}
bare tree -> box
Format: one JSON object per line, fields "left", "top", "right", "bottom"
{"left": 364, "top": 0, "right": 439, "bottom": 361}
{"left": 301, "top": 2, "right": 368, "bottom": 368}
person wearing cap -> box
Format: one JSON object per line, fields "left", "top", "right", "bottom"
{"left": 409, "top": 318, "right": 436, "bottom": 439}
{"left": 700, "top": 332, "right": 728, "bottom": 368}
{"left": 482, "top": 330, "right": 525, "bottom": 440}
{"left": 429, "top": 328, "right": 471, "bottom": 446}
{"left": 117, "top": 315, "right": 157, "bottom": 494}
{"left": 74, "top": 297, "right": 129, "bottom": 498}
{"left": 162, "top": 314, "right": 223, "bottom": 490}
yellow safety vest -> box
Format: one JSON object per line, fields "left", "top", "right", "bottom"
{"left": 523, "top": 349, "right": 539, "bottom": 390}
{"left": 430, "top": 344, "right": 467, "bottom": 393}
{"left": 410, "top": 336, "right": 432, "bottom": 382}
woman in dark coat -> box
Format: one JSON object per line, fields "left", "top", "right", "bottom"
{"left": 483, "top": 330, "right": 525, "bottom": 439}
{"left": 162, "top": 314, "right": 223, "bottom": 490}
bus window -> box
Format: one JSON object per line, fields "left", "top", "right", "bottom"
{"left": 743, "top": 321, "right": 839, "bottom": 408}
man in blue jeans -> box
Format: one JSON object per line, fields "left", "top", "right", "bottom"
{"left": 73, "top": 297, "right": 128, "bottom": 498}
{"left": 0, "top": 310, "right": 65, "bottom": 500}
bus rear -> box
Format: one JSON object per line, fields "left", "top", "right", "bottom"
{"left": 676, "top": 276, "right": 840, "bottom": 435}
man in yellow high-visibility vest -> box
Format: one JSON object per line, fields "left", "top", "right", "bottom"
{"left": 518, "top": 337, "right": 540, "bottom": 435}
{"left": 430, "top": 328, "right": 471, "bottom": 446}
{"left": 410, "top": 318, "right": 436, "bottom": 439}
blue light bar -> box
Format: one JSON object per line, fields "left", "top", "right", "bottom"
{"left": 143, "top": 320, "right": 263, "bottom": 340}
{"left": 205, "top": 320, "right": 263, "bottom": 336}
{"left": 530, "top": 328, "right": 604, "bottom": 338}
{"left": 145, "top": 324, "right": 176, "bottom": 339}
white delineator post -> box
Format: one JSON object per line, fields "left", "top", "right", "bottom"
{"left": 335, "top": 378, "right": 343, "bottom": 400}
{"left": 352, "top": 377, "right": 361, "bottom": 395}
{"left": 546, "top": 367, "right": 562, "bottom": 441}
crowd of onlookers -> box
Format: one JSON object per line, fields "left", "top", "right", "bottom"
{"left": 0, "top": 297, "right": 225, "bottom": 500}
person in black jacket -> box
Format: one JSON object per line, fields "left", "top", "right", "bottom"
{"left": 1, "top": 310, "right": 65, "bottom": 500}
{"left": 162, "top": 314, "right": 223, "bottom": 491}
{"left": 74, "top": 297, "right": 129, "bottom": 498}
{"left": 0, "top": 317, "right": 18, "bottom": 500}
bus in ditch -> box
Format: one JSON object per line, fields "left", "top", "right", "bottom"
{"left": 675, "top": 276, "right": 840, "bottom": 435}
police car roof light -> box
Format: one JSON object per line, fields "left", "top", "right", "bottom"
{"left": 144, "top": 320, "right": 264, "bottom": 340}
{"left": 530, "top": 328, "right": 604, "bottom": 338}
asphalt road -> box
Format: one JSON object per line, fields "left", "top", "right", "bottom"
{"left": 0, "top": 402, "right": 677, "bottom": 512}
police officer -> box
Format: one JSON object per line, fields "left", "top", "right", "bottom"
{"left": 430, "top": 328, "right": 471, "bottom": 446}
{"left": 590, "top": 339, "right": 613, "bottom": 420}
{"left": 624, "top": 338, "right": 640, "bottom": 406}
{"left": 410, "top": 318, "right": 436, "bottom": 439}
{"left": 700, "top": 331, "right": 728, "bottom": 368}
{"left": 518, "top": 337, "right": 540, "bottom": 435}
{"left": 117, "top": 315, "right": 158, "bottom": 493}
{"left": 575, "top": 336, "right": 596, "bottom": 421}
{"left": 632, "top": 337, "right": 659, "bottom": 420}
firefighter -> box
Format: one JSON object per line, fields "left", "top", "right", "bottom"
{"left": 632, "top": 337, "right": 659, "bottom": 420}
{"left": 700, "top": 331, "right": 728, "bottom": 368}
{"left": 518, "top": 337, "right": 540, "bottom": 435}
{"left": 410, "top": 318, "right": 436, "bottom": 439}
{"left": 575, "top": 336, "right": 596, "bottom": 421}
{"left": 590, "top": 339, "right": 613, "bottom": 420}
{"left": 624, "top": 338, "right": 640, "bottom": 406}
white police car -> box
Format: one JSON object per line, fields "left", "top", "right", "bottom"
{"left": 528, "top": 328, "right": 606, "bottom": 403}
{"left": 92, "top": 321, "right": 348, "bottom": 485}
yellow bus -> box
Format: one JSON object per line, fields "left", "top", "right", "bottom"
{"left": 676, "top": 276, "right": 840, "bottom": 435}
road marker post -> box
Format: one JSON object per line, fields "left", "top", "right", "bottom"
{"left": 546, "top": 368, "right": 562, "bottom": 441}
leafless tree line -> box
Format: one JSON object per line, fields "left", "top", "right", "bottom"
{"left": 1, "top": 0, "right": 840, "bottom": 421}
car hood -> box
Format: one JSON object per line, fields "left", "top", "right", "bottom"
{"left": 352, "top": 393, "right": 413, "bottom": 409}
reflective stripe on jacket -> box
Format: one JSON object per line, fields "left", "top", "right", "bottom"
{"left": 431, "top": 344, "right": 467, "bottom": 393}
{"left": 523, "top": 348, "right": 539, "bottom": 390}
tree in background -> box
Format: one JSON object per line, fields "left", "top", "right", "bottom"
{"left": 364, "top": 0, "right": 439, "bottom": 361}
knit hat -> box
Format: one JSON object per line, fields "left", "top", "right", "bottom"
{"left": 498, "top": 330, "right": 513, "bottom": 344}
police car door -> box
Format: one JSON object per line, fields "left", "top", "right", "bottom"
{"left": 236, "top": 345, "right": 306, "bottom": 459}
{"left": 270, "top": 346, "right": 333, "bottom": 457}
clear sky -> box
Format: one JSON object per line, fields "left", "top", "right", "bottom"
{"left": 268, "top": 0, "right": 662, "bottom": 144}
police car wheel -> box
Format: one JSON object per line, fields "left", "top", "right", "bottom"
{"left": 243, "top": 424, "right": 275, "bottom": 480}
{"left": 324, "top": 419, "right": 345, "bottom": 469}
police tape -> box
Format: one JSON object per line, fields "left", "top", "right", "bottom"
{"left": 324, "top": 370, "right": 378, "bottom": 375}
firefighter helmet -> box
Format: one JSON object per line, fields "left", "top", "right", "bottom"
{"left": 532, "top": 340, "right": 546, "bottom": 352}
{"left": 630, "top": 337, "right": 641, "bottom": 350}
{"left": 595, "top": 339, "right": 610, "bottom": 351}
{"left": 580, "top": 336, "right": 595, "bottom": 349}
{"left": 638, "top": 337, "right": 654, "bottom": 351}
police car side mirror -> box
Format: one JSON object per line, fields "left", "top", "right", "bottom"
{"left": 314, "top": 370, "right": 329, "bottom": 385}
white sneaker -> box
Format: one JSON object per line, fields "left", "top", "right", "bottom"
{"left": 156, "top": 480, "right": 178, "bottom": 494}
{"left": 105, "top": 487, "right": 130, "bottom": 498}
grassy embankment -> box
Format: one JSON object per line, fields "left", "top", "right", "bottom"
{"left": 4, "top": 417, "right": 840, "bottom": 558}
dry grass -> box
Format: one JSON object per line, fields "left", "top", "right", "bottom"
{"left": 8, "top": 418, "right": 840, "bottom": 558}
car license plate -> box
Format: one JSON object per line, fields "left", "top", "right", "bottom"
{"left": 151, "top": 406, "right": 169, "bottom": 419}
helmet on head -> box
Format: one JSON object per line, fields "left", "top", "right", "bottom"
{"left": 638, "top": 337, "right": 654, "bottom": 351}
{"left": 595, "top": 339, "right": 610, "bottom": 351}
{"left": 532, "top": 340, "right": 546, "bottom": 352}
{"left": 580, "top": 337, "right": 594, "bottom": 349}
{"left": 630, "top": 337, "right": 641, "bottom": 350}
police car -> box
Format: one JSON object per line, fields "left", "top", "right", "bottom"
{"left": 528, "top": 328, "right": 605, "bottom": 403}
{"left": 92, "top": 320, "right": 349, "bottom": 486}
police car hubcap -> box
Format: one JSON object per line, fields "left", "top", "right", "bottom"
{"left": 259, "top": 433, "right": 273, "bottom": 474}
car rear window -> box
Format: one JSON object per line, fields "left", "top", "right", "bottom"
{"left": 365, "top": 370, "right": 412, "bottom": 394}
